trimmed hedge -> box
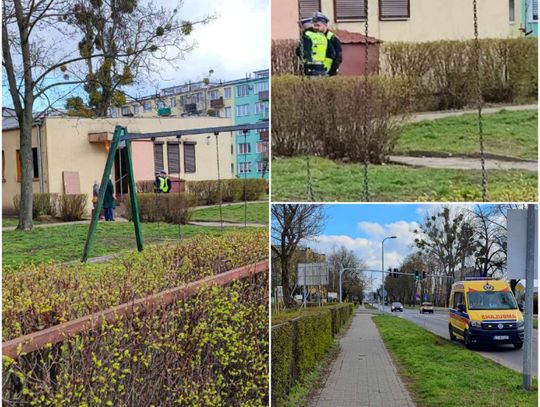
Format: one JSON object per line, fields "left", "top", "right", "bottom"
{"left": 271, "top": 303, "right": 354, "bottom": 406}
{"left": 187, "top": 179, "right": 267, "bottom": 205}
{"left": 124, "top": 192, "right": 194, "bottom": 224}
{"left": 13, "top": 193, "right": 59, "bottom": 219}
{"left": 381, "top": 38, "right": 538, "bottom": 110}
{"left": 272, "top": 75, "right": 410, "bottom": 162}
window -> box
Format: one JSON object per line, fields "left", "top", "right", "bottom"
{"left": 255, "top": 101, "right": 269, "bottom": 115}
{"left": 16, "top": 148, "right": 39, "bottom": 181}
{"left": 453, "top": 292, "right": 464, "bottom": 309}
{"left": 167, "top": 142, "right": 180, "bottom": 174}
{"left": 2, "top": 150, "right": 5, "bottom": 181}
{"left": 133, "top": 105, "right": 139, "bottom": 115}
{"left": 257, "top": 161, "right": 266, "bottom": 173}
{"left": 184, "top": 143, "right": 196, "bottom": 173}
{"left": 170, "top": 97, "right": 177, "bottom": 108}
{"left": 335, "top": 0, "right": 366, "bottom": 21}
{"left": 154, "top": 143, "right": 164, "bottom": 173}
{"left": 239, "top": 143, "right": 251, "bottom": 154}
{"left": 532, "top": 0, "right": 539, "bottom": 21}
{"left": 509, "top": 0, "right": 515, "bottom": 22}
{"left": 256, "top": 141, "right": 268, "bottom": 153}
{"left": 236, "top": 104, "right": 250, "bottom": 117}
{"left": 121, "top": 106, "right": 131, "bottom": 116}
{"left": 156, "top": 100, "right": 166, "bottom": 109}
{"left": 299, "top": 0, "right": 320, "bottom": 18}
{"left": 224, "top": 107, "right": 232, "bottom": 118}
{"left": 379, "top": 0, "right": 410, "bottom": 20}
{"left": 254, "top": 81, "right": 269, "bottom": 93}
{"left": 143, "top": 101, "right": 152, "bottom": 112}
{"left": 239, "top": 161, "right": 251, "bottom": 174}
{"left": 236, "top": 85, "right": 249, "bottom": 97}
{"left": 208, "top": 90, "right": 219, "bottom": 100}
{"left": 110, "top": 108, "right": 118, "bottom": 117}
{"left": 224, "top": 87, "right": 232, "bottom": 99}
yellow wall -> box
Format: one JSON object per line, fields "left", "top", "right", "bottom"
{"left": 272, "top": 0, "right": 521, "bottom": 41}
{"left": 2, "top": 126, "right": 46, "bottom": 214}
{"left": 321, "top": 0, "right": 520, "bottom": 41}
{"left": 3, "top": 116, "right": 235, "bottom": 213}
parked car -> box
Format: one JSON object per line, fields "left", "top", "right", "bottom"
{"left": 420, "top": 302, "right": 434, "bottom": 314}
{"left": 391, "top": 302, "right": 403, "bottom": 312}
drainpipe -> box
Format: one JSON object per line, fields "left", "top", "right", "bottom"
{"left": 36, "top": 120, "right": 45, "bottom": 193}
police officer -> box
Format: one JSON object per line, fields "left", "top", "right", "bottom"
{"left": 297, "top": 16, "right": 335, "bottom": 76}
{"left": 312, "top": 12, "right": 342, "bottom": 76}
{"left": 155, "top": 170, "right": 171, "bottom": 193}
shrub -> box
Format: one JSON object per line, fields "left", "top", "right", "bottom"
{"left": 12, "top": 193, "right": 59, "bottom": 219}
{"left": 187, "top": 179, "right": 267, "bottom": 205}
{"left": 58, "top": 194, "right": 87, "bottom": 221}
{"left": 381, "top": 38, "right": 538, "bottom": 110}
{"left": 272, "top": 39, "right": 301, "bottom": 76}
{"left": 271, "top": 323, "right": 294, "bottom": 406}
{"left": 135, "top": 180, "right": 156, "bottom": 193}
{"left": 272, "top": 75, "right": 410, "bottom": 163}
{"left": 124, "top": 192, "right": 195, "bottom": 224}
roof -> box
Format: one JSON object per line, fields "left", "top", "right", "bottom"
{"left": 334, "top": 29, "right": 381, "bottom": 45}
{"left": 2, "top": 108, "right": 19, "bottom": 130}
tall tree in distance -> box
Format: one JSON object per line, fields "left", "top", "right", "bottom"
{"left": 327, "top": 246, "right": 366, "bottom": 301}
{"left": 2, "top": 0, "right": 210, "bottom": 230}
{"left": 271, "top": 204, "right": 326, "bottom": 307}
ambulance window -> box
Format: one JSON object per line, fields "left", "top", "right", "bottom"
{"left": 454, "top": 292, "right": 464, "bottom": 308}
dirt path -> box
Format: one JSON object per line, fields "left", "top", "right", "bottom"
{"left": 388, "top": 155, "right": 538, "bottom": 171}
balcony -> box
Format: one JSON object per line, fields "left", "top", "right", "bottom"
{"left": 259, "top": 130, "right": 269, "bottom": 141}
{"left": 258, "top": 90, "right": 269, "bottom": 101}
{"left": 210, "top": 97, "right": 224, "bottom": 108}
{"left": 158, "top": 107, "right": 171, "bottom": 117}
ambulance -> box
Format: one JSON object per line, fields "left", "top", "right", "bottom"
{"left": 448, "top": 278, "right": 524, "bottom": 349}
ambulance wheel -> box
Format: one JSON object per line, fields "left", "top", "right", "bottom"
{"left": 464, "top": 330, "right": 474, "bottom": 349}
{"left": 514, "top": 343, "right": 523, "bottom": 350}
{"left": 449, "top": 325, "right": 456, "bottom": 341}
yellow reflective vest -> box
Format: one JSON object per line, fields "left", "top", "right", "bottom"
{"left": 158, "top": 176, "right": 170, "bottom": 193}
{"left": 305, "top": 30, "right": 333, "bottom": 72}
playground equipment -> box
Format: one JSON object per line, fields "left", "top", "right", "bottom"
{"left": 81, "top": 122, "right": 268, "bottom": 262}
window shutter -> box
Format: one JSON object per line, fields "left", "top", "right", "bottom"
{"left": 184, "top": 143, "right": 196, "bottom": 173}
{"left": 299, "top": 0, "right": 321, "bottom": 18}
{"left": 167, "top": 143, "right": 180, "bottom": 174}
{"left": 154, "top": 143, "right": 164, "bottom": 172}
{"left": 335, "top": 0, "right": 366, "bottom": 21}
{"left": 380, "top": 0, "right": 409, "bottom": 19}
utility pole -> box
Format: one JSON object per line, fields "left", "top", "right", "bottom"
{"left": 522, "top": 204, "right": 535, "bottom": 390}
{"left": 381, "top": 236, "right": 397, "bottom": 312}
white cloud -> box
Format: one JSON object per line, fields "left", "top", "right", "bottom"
{"left": 357, "top": 222, "right": 385, "bottom": 236}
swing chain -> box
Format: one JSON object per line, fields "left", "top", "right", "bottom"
{"left": 361, "top": 0, "right": 370, "bottom": 202}
{"left": 306, "top": 156, "right": 315, "bottom": 202}
{"left": 473, "top": 0, "right": 488, "bottom": 201}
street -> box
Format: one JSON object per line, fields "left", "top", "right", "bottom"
{"left": 381, "top": 306, "right": 538, "bottom": 376}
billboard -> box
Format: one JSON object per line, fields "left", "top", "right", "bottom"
{"left": 297, "top": 262, "right": 328, "bottom": 286}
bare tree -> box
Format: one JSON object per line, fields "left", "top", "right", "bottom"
{"left": 2, "top": 0, "right": 209, "bottom": 230}
{"left": 327, "top": 246, "right": 366, "bottom": 302}
{"left": 414, "top": 206, "right": 476, "bottom": 302}
{"left": 271, "top": 204, "right": 326, "bottom": 307}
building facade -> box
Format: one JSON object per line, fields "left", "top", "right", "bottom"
{"left": 2, "top": 114, "right": 235, "bottom": 214}
{"left": 273, "top": 0, "right": 523, "bottom": 42}
{"left": 521, "top": 0, "right": 538, "bottom": 36}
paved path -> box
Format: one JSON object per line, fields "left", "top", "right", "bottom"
{"left": 389, "top": 155, "right": 538, "bottom": 171}
{"left": 309, "top": 312, "right": 415, "bottom": 407}
{"left": 409, "top": 104, "right": 537, "bottom": 123}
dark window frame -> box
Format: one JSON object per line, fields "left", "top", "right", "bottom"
{"left": 167, "top": 142, "right": 181, "bottom": 174}
{"left": 299, "top": 0, "right": 321, "bottom": 19}
{"left": 153, "top": 142, "right": 164, "bottom": 173}
{"left": 16, "top": 148, "right": 39, "bottom": 181}
{"left": 334, "top": 0, "right": 366, "bottom": 22}
{"left": 379, "top": 0, "right": 410, "bottom": 21}
{"left": 183, "top": 142, "right": 197, "bottom": 173}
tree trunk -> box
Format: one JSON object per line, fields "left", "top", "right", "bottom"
{"left": 18, "top": 110, "right": 34, "bottom": 231}
{"left": 280, "top": 255, "right": 295, "bottom": 308}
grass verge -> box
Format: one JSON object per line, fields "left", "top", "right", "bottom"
{"left": 396, "top": 110, "right": 538, "bottom": 160}
{"left": 191, "top": 202, "right": 268, "bottom": 224}
{"left": 2, "top": 222, "right": 230, "bottom": 266}
{"left": 271, "top": 157, "right": 537, "bottom": 202}
{"left": 373, "top": 315, "right": 537, "bottom": 407}
{"left": 271, "top": 303, "right": 347, "bottom": 326}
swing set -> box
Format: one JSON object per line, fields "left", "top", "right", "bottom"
{"left": 81, "top": 121, "right": 268, "bottom": 262}
{"left": 300, "top": 0, "right": 488, "bottom": 202}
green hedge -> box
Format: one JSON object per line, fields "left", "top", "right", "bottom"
{"left": 186, "top": 179, "right": 267, "bottom": 205}
{"left": 271, "top": 303, "right": 354, "bottom": 406}
{"left": 13, "top": 193, "right": 59, "bottom": 218}
{"left": 124, "top": 192, "right": 194, "bottom": 224}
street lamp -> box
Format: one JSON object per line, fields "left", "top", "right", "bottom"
{"left": 381, "top": 236, "right": 397, "bottom": 312}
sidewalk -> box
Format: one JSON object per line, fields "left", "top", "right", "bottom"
{"left": 309, "top": 311, "right": 415, "bottom": 407}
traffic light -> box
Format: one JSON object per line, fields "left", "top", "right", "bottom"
{"left": 415, "top": 270, "right": 420, "bottom": 281}
{"left": 393, "top": 268, "right": 399, "bottom": 278}
{"left": 422, "top": 271, "right": 427, "bottom": 279}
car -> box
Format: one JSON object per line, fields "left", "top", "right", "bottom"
{"left": 420, "top": 302, "right": 434, "bottom": 314}
{"left": 391, "top": 302, "right": 403, "bottom": 312}
{"left": 448, "top": 279, "right": 524, "bottom": 349}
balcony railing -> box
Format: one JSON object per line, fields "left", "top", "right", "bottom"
{"left": 259, "top": 130, "right": 269, "bottom": 141}
{"left": 184, "top": 103, "right": 197, "bottom": 113}
{"left": 210, "top": 97, "right": 224, "bottom": 108}
{"left": 258, "top": 90, "right": 269, "bottom": 101}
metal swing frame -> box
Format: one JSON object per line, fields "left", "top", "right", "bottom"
{"left": 81, "top": 122, "right": 268, "bottom": 262}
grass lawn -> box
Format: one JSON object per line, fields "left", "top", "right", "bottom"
{"left": 191, "top": 202, "right": 268, "bottom": 224}
{"left": 373, "top": 315, "right": 537, "bottom": 407}
{"left": 271, "top": 157, "right": 537, "bottom": 202}
{"left": 396, "top": 110, "right": 538, "bottom": 160}
{"left": 2, "top": 222, "right": 230, "bottom": 267}
{"left": 272, "top": 303, "right": 346, "bottom": 326}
